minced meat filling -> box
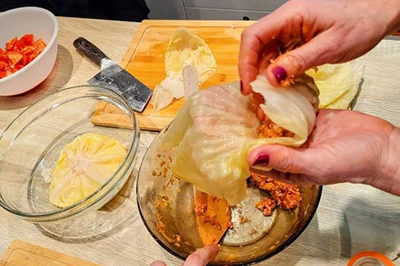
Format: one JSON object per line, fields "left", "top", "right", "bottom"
{"left": 258, "top": 117, "right": 294, "bottom": 138}
{"left": 250, "top": 173, "right": 302, "bottom": 216}
{"left": 252, "top": 96, "right": 300, "bottom": 215}
{"left": 253, "top": 91, "right": 294, "bottom": 138}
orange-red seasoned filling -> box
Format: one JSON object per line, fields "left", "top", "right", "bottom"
{"left": 250, "top": 173, "right": 302, "bottom": 216}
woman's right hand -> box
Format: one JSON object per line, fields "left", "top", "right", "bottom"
{"left": 239, "top": 0, "right": 400, "bottom": 91}
{"left": 150, "top": 245, "right": 219, "bottom": 266}
{"left": 248, "top": 109, "right": 400, "bottom": 196}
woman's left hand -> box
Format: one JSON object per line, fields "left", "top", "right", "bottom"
{"left": 248, "top": 109, "right": 400, "bottom": 195}
{"left": 150, "top": 245, "right": 220, "bottom": 266}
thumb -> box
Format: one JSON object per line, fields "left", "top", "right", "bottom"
{"left": 265, "top": 32, "right": 337, "bottom": 86}
{"left": 150, "top": 261, "right": 167, "bottom": 266}
{"left": 183, "top": 245, "right": 220, "bottom": 266}
{"left": 248, "top": 144, "right": 321, "bottom": 175}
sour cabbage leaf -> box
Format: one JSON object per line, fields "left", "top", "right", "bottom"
{"left": 306, "top": 61, "right": 364, "bottom": 109}
{"left": 161, "top": 75, "right": 319, "bottom": 205}
{"left": 151, "top": 72, "right": 185, "bottom": 112}
{"left": 49, "top": 133, "right": 127, "bottom": 208}
{"left": 151, "top": 28, "right": 217, "bottom": 112}
{"left": 165, "top": 27, "right": 217, "bottom": 83}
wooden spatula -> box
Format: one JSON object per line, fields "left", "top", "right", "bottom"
{"left": 185, "top": 68, "right": 231, "bottom": 245}
{"left": 194, "top": 189, "right": 231, "bottom": 246}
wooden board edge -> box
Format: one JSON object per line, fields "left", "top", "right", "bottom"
{"left": 120, "top": 22, "right": 152, "bottom": 69}
{"left": 0, "top": 239, "right": 99, "bottom": 266}
{"left": 136, "top": 113, "right": 171, "bottom": 131}
{"left": 140, "top": 19, "right": 255, "bottom": 27}
{"left": 91, "top": 101, "right": 172, "bottom": 131}
{"left": 0, "top": 239, "right": 18, "bottom": 265}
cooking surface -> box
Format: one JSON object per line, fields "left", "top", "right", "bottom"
{"left": 0, "top": 17, "right": 399, "bottom": 266}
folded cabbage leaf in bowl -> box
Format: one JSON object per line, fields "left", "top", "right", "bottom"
{"left": 160, "top": 74, "right": 319, "bottom": 205}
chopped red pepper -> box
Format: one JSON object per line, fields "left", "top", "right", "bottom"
{"left": 33, "top": 39, "right": 46, "bottom": 53}
{"left": 21, "top": 34, "right": 34, "bottom": 45}
{"left": 0, "top": 34, "right": 47, "bottom": 80}
{"left": 8, "top": 52, "right": 23, "bottom": 65}
{"left": 0, "top": 61, "right": 8, "bottom": 71}
{"left": 21, "top": 46, "right": 36, "bottom": 55}
{"left": 5, "top": 37, "right": 17, "bottom": 51}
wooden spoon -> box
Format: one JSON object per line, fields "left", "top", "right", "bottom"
{"left": 194, "top": 189, "right": 231, "bottom": 246}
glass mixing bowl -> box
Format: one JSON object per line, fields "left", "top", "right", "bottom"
{"left": 137, "top": 124, "right": 322, "bottom": 265}
{"left": 0, "top": 85, "right": 139, "bottom": 222}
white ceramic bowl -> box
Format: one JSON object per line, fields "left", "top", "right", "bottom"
{"left": 0, "top": 7, "right": 58, "bottom": 96}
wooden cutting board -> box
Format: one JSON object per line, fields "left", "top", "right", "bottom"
{"left": 0, "top": 240, "right": 99, "bottom": 266}
{"left": 91, "top": 20, "right": 254, "bottom": 131}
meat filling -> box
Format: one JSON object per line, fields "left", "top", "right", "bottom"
{"left": 250, "top": 173, "right": 302, "bottom": 216}
{"left": 253, "top": 92, "right": 295, "bottom": 138}
{"left": 252, "top": 95, "right": 301, "bottom": 216}
{"left": 258, "top": 117, "right": 294, "bottom": 138}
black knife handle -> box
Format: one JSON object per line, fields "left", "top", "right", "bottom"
{"left": 73, "top": 37, "right": 109, "bottom": 66}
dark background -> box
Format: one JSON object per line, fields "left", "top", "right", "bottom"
{"left": 0, "top": 0, "right": 150, "bottom": 21}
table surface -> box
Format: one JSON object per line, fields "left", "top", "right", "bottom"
{"left": 0, "top": 16, "right": 399, "bottom": 266}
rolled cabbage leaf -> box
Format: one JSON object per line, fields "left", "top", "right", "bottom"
{"left": 161, "top": 75, "right": 319, "bottom": 205}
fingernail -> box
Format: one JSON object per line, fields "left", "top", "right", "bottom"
{"left": 253, "top": 154, "right": 269, "bottom": 165}
{"left": 240, "top": 80, "right": 244, "bottom": 93}
{"left": 272, "top": 66, "right": 287, "bottom": 83}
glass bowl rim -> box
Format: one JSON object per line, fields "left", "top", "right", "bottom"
{"left": 0, "top": 84, "right": 139, "bottom": 221}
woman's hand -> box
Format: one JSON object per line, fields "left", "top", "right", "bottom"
{"left": 248, "top": 110, "right": 400, "bottom": 195}
{"left": 150, "top": 245, "right": 219, "bottom": 266}
{"left": 239, "top": 0, "right": 400, "bottom": 91}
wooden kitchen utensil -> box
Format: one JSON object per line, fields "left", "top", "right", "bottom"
{"left": 0, "top": 239, "right": 99, "bottom": 266}
{"left": 194, "top": 189, "right": 231, "bottom": 246}
{"left": 91, "top": 20, "right": 253, "bottom": 131}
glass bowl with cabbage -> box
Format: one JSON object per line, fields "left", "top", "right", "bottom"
{"left": 0, "top": 85, "right": 139, "bottom": 223}
{"left": 137, "top": 75, "right": 322, "bottom": 265}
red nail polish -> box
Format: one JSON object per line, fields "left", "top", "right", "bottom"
{"left": 253, "top": 154, "right": 269, "bottom": 165}
{"left": 272, "top": 66, "right": 287, "bottom": 83}
{"left": 240, "top": 80, "right": 244, "bottom": 93}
